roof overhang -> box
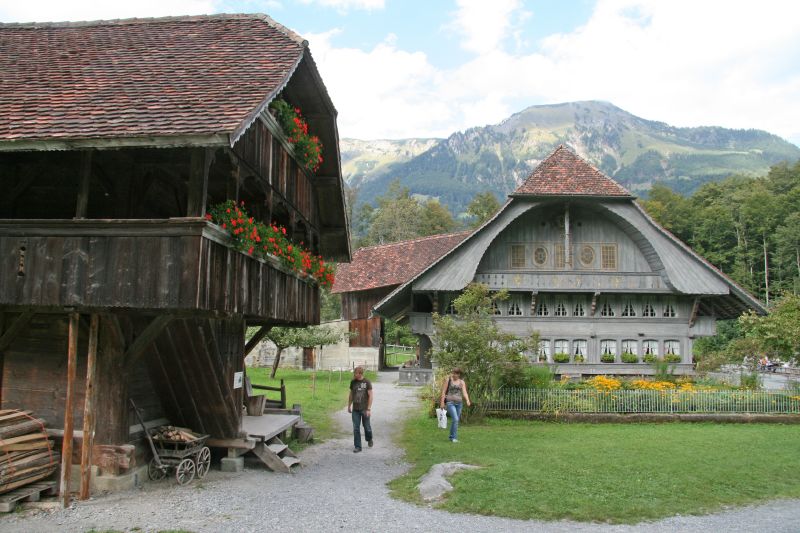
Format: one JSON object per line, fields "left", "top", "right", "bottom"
{"left": 0, "top": 133, "right": 231, "bottom": 152}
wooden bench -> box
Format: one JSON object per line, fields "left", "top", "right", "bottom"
{"left": 244, "top": 377, "right": 286, "bottom": 415}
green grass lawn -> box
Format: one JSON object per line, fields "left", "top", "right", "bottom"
{"left": 246, "top": 367, "right": 376, "bottom": 443}
{"left": 390, "top": 412, "right": 800, "bottom": 524}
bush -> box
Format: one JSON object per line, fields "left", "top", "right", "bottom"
{"left": 621, "top": 352, "right": 639, "bottom": 363}
{"left": 600, "top": 353, "right": 615, "bottom": 363}
{"left": 664, "top": 354, "right": 682, "bottom": 363}
{"left": 497, "top": 363, "right": 556, "bottom": 389}
{"left": 739, "top": 371, "right": 761, "bottom": 390}
{"left": 553, "top": 352, "right": 570, "bottom": 363}
{"left": 574, "top": 354, "right": 585, "bottom": 363}
{"left": 644, "top": 354, "right": 657, "bottom": 363}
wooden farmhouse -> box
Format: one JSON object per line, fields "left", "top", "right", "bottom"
{"left": 373, "top": 146, "right": 766, "bottom": 376}
{"left": 0, "top": 14, "right": 349, "bottom": 495}
{"left": 332, "top": 232, "right": 468, "bottom": 369}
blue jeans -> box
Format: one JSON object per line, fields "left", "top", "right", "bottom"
{"left": 351, "top": 410, "right": 372, "bottom": 450}
{"left": 446, "top": 401, "right": 462, "bottom": 441}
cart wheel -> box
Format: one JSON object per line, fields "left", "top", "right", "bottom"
{"left": 148, "top": 458, "right": 167, "bottom": 481}
{"left": 195, "top": 447, "right": 211, "bottom": 479}
{"left": 175, "top": 458, "right": 196, "bottom": 485}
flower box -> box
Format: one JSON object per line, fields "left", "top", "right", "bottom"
{"left": 600, "top": 353, "right": 615, "bottom": 363}
{"left": 664, "top": 354, "right": 682, "bottom": 363}
{"left": 553, "top": 352, "right": 570, "bottom": 364}
{"left": 621, "top": 352, "right": 639, "bottom": 364}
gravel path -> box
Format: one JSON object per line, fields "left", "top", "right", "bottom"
{"left": 1, "top": 371, "right": 798, "bottom": 533}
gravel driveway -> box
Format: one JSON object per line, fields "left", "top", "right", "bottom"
{"left": 0, "top": 371, "right": 798, "bottom": 533}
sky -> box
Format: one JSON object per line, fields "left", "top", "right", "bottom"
{"left": 2, "top": 0, "right": 800, "bottom": 144}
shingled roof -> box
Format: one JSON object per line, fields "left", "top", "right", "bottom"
{"left": 513, "top": 145, "right": 632, "bottom": 197}
{"left": 0, "top": 14, "right": 314, "bottom": 147}
{"left": 332, "top": 231, "right": 471, "bottom": 294}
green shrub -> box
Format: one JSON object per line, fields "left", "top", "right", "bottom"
{"left": 644, "top": 354, "right": 657, "bottom": 363}
{"left": 553, "top": 352, "right": 570, "bottom": 363}
{"left": 664, "top": 354, "right": 682, "bottom": 363}
{"left": 651, "top": 359, "right": 676, "bottom": 382}
{"left": 601, "top": 353, "right": 615, "bottom": 363}
{"left": 739, "top": 371, "right": 761, "bottom": 390}
{"left": 621, "top": 352, "right": 639, "bottom": 364}
{"left": 574, "top": 354, "right": 585, "bottom": 363}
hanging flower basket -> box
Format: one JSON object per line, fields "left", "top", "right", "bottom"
{"left": 269, "top": 99, "right": 323, "bottom": 173}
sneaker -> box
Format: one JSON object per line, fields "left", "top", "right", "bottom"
{"left": 368, "top": 439, "right": 373, "bottom": 448}
{"left": 450, "top": 439, "right": 458, "bottom": 443}
{"left": 353, "top": 447, "right": 362, "bottom": 453}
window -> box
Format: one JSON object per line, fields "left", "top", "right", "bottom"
{"left": 554, "top": 299, "right": 568, "bottom": 317}
{"left": 537, "top": 340, "right": 551, "bottom": 361}
{"left": 508, "top": 299, "right": 523, "bottom": 316}
{"left": 621, "top": 339, "right": 638, "bottom": 355}
{"left": 533, "top": 246, "right": 548, "bottom": 267}
{"left": 664, "top": 340, "right": 680, "bottom": 355}
{"left": 446, "top": 298, "right": 457, "bottom": 315}
{"left": 573, "top": 300, "right": 585, "bottom": 317}
{"left": 642, "top": 301, "right": 656, "bottom": 317}
{"left": 600, "top": 244, "right": 617, "bottom": 270}
{"left": 579, "top": 245, "right": 595, "bottom": 267}
{"left": 600, "top": 299, "right": 615, "bottom": 317}
{"left": 663, "top": 302, "right": 676, "bottom": 317}
{"left": 491, "top": 300, "right": 502, "bottom": 316}
{"left": 511, "top": 244, "right": 526, "bottom": 269}
{"left": 622, "top": 300, "right": 637, "bottom": 317}
{"left": 554, "top": 243, "right": 566, "bottom": 268}
{"left": 535, "top": 299, "right": 549, "bottom": 316}
{"left": 573, "top": 340, "right": 587, "bottom": 361}
{"left": 600, "top": 339, "right": 617, "bottom": 355}
{"left": 642, "top": 340, "right": 659, "bottom": 357}
{"left": 554, "top": 339, "right": 568, "bottom": 353}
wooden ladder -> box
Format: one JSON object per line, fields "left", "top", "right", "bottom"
{"left": 251, "top": 436, "right": 300, "bottom": 473}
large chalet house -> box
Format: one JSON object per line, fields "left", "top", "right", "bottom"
{"left": 372, "top": 146, "right": 766, "bottom": 376}
{"left": 0, "top": 14, "right": 348, "bottom": 493}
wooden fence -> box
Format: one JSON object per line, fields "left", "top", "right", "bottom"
{"left": 488, "top": 388, "right": 800, "bottom": 414}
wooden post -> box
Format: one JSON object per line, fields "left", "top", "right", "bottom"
{"left": 187, "top": 148, "right": 211, "bottom": 217}
{"left": 75, "top": 150, "right": 93, "bottom": 219}
{"left": 79, "top": 314, "right": 99, "bottom": 500}
{"left": 60, "top": 312, "right": 80, "bottom": 507}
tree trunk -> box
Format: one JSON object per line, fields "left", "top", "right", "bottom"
{"left": 270, "top": 346, "right": 284, "bottom": 379}
{"left": 763, "top": 235, "right": 770, "bottom": 305}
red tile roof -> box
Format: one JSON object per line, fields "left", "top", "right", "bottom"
{"left": 513, "top": 145, "right": 632, "bottom": 197}
{"left": 332, "top": 231, "right": 471, "bottom": 293}
{"left": 0, "top": 14, "right": 306, "bottom": 145}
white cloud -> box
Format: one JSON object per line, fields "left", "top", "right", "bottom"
{"left": 447, "top": 0, "right": 527, "bottom": 54}
{"left": 296, "top": 0, "right": 384, "bottom": 11}
{"left": 0, "top": 0, "right": 217, "bottom": 23}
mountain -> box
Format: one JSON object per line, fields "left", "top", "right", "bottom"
{"left": 341, "top": 101, "right": 800, "bottom": 214}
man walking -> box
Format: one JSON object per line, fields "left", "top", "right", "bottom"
{"left": 347, "top": 366, "right": 373, "bottom": 453}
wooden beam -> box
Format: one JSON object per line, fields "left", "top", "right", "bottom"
{"left": 60, "top": 312, "right": 79, "bottom": 508}
{"left": 79, "top": 314, "right": 99, "bottom": 500}
{"left": 123, "top": 315, "right": 172, "bottom": 371}
{"left": 245, "top": 326, "right": 271, "bottom": 357}
{"left": 75, "top": 150, "right": 93, "bottom": 219}
{"left": 689, "top": 298, "right": 701, "bottom": 328}
{"left": 0, "top": 311, "right": 34, "bottom": 353}
{"left": 186, "top": 148, "right": 212, "bottom": 217}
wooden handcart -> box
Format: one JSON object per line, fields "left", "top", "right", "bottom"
{"left": 131, "top": 400, "right": 210, "bottom": 485}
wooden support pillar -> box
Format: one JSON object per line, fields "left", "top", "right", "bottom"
{"left": 689, "top": 298, "right": 700, "bottom": 328}
{"left": 79, "top": 314, "right": 99, "bottom": 500}
{"left": 60, "top": 312, "right": 79, "bottom": 508}
{"left": 590, "top": 291, "right": 600, "bottom": 316}
{"left": 432, "top": 292, "right": 439, "bottom": 314}
{"left": 75, "top": 150, "right": 93, "bottom": 219}
{"left": 95, "top": 315, "right": 129, "bottom": 444}
{"left": 530, "top": 291, "right": 538, "bottom": 316}
{"left": 187, "top": 148, "right": 212, "bottom": 217}
{"left": 244, "top": 325, "right": 271, "bottom": 357}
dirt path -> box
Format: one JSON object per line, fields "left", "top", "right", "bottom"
{"left": 0, "top": 371, "right": 798, "bottom": 533}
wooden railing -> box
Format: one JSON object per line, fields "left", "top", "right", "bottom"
{"left": 488, "top": 388, "right": 800, "bottom": 414}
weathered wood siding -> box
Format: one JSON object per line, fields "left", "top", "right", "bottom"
{"left": 349, "top": 317, "right": 381, "bottom": 348}
{"left": 0, "top": 220, "right": 319, "bottom": 326}
{"left": 341, "top": 288, "right": 392, "bottom": 320}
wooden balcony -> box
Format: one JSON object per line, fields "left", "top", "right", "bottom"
{"left": 0, "top": 218, "right": 319, "bottom": 325}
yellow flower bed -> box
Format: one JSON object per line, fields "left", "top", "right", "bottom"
{"left": 631, "top": 379, "right": 676, "bottom": 390}
{"left": 586, "top": 375, "right": 622, "bottom": 391}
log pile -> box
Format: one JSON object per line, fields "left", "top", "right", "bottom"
{"left": 151, "top": 426, "right": 198, "bottom": 442}
{"left": 0, "top": 410, "right": 59, "bottom": 495}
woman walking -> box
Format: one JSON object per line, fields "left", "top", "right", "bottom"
{"left": 439, "top": 368, "right": 471, "bottom": 442}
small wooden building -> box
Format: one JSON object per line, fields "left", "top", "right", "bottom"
{"left": 0, "top": 14, "right": 349, "bottom": 492}
{"left": 332, "top": 232, "right": 468, "bottom": 368}
{"left": 374, "top": 146, "right": 766, "bottom": 376}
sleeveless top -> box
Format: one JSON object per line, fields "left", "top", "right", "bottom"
{"left": 445, "top": 380, "right": 463, "bottom": 403}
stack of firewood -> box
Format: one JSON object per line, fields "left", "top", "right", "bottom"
{"left": 0, "top": 410, "right": 59, "bottom": 495}
{"left": 151, "top": 426, "right": 197, "bottom": 442}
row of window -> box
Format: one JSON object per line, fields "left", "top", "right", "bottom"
{"left": 536, "top": 339, "right": 682, "bottom": 361}
{"left": 510, "top": 243, "right": 618, "bottom": 270}
{"left": 449, "top": 295, "right": 678, "bottom": 318}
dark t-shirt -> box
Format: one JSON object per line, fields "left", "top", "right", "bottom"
{"left": 350, "top": 378, "right": 372, "bottom": 411}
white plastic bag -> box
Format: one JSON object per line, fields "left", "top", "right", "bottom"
{"left": 436, "top": 408, "right": 448, "bottom": 429}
